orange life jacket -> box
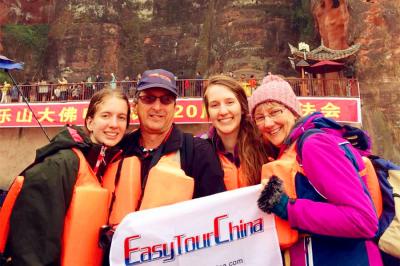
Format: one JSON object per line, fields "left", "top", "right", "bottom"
{"left": 0, "top": 176, "right": 24, "bottom": 255}
{"left": 360, "top": 157, "right": 383, "bottom": 217}
{"left": 102, "top": 156, "right": 142, "bottom": 225}
{"left": 218, "top": 154, "right": 246, "bottom": 190}
{"left": 61, "top": 148, "right": 110, "bottom": 266}
{"left": 103, "top": 152, "right": 194, "bottom": 226}
{"left": 261, "top": 144, "right": 382, "bottom": 250}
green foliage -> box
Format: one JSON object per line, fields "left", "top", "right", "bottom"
{"left": 2, "top": 24, "right": 49, "bottom": 78}
{"left": 0, "top": 71, "right": 11, "bottom": 84}
{"left": 3, "top": 24, "right": 49, "bottom": 52}
{"left": 291, "top": 0, "right": 317, "bottom": 44}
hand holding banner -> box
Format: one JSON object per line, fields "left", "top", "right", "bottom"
{"left": 110, "top": 185, "right": 283, "bottom": 266}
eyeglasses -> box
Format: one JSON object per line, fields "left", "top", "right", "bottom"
{"left": 138, "top": 95, "right": 176, "bottom": 105}
{"left": 254, "top": 108, "right": 285, "bottom": 125}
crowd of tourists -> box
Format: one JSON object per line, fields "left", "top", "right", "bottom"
{"left": 0, "top": 72, "right": 260, "bottom": 103}
{"left": 1, "top": 68, "right": 397, "bottom": 266}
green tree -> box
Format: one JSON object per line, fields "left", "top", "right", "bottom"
{"left": 2, "top": 24, "right": 49, "bottom": 79}
{"left": 291, "top": 0, "right": 317, "bottom": 45}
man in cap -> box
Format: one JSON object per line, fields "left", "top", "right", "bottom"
{"left": 120, "top": 68, "right": 225, "bottom": 201}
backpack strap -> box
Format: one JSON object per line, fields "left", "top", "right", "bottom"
{"left": 106, "top": 158, "right": 124, "bottom": 225}
{"left": 296, "top": 128, "right": 369, "bottom": 186}
{"left": 368, "top": 155, "right": 397, "bottom": 236}
{"left": 180, "top": 133, "right": 194, "bottom": 177}
{"left": 296, "top": 128, "right": 365, "bottom": 175}
{"left": 296, "top": 128, "right": 324, "bottom": 164}
{"left": 297, "top": 128, "right": 379, "bottom": 220}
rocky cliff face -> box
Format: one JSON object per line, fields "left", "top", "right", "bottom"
{"left": 1, "top": 0, "right": 399, "bottom": 161}
{"left": 0, "top": 0, "right": 307, "bottom": 81}
{"left": 312, "top": 0, "right": 400, "bottom": 162}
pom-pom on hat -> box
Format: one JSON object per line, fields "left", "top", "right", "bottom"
{"left": 248, "top": 73, "right": 301, "bottom": 117}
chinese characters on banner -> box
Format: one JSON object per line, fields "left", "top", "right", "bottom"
{"left": 0, "top": 97, "right": 361, "bottom": 127}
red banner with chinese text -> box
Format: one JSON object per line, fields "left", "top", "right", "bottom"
{"left": 0, "top": 97, "right": 360, "bottom": 128}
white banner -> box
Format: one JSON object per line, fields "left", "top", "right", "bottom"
{"left": 110, "top": 185, "right": 282, "bottom": 266}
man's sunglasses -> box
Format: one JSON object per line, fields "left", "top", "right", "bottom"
{"left": 138, "top": 94, "right": 176, "bottom": 105}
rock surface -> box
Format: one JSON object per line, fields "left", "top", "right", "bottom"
{"left": 0, "top": 0, "right": 399, "bottom": 162}
{"left": 312, "top": 0, "right": 400, "bottom": 162}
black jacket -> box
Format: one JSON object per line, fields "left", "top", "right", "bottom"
{"left": 120, "top": 125, "right": 226, "bottom": 198}
{"left": 6, "top": 126, "right": 121, "bottom": 266}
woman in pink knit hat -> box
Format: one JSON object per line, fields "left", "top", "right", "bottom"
{"left": 249, "top": 74, "right": 382, "bottom": 266}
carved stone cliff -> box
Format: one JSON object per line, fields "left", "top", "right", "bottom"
{"left": 0, "top": 0, "right": 399, "bottom": 162}
{"left": 0, "top": 0, "right": 305, "bottom": 81}
{"left": 312, "top": 0, "right": 400, "bottom": 162}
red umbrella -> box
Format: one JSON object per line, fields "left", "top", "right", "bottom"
{"left": 308, "top": 60, "right": 344, "bottom": 74}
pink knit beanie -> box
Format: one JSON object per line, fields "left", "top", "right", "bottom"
{"left": 248, "top": 74, "right": 301, "bottom": 117}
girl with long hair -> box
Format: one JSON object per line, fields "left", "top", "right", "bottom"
{"left": 202, "top": 74, "right": 268, "bottom": 189}
{"left": 7, "top": 89, "right": 130, "bottom": 266}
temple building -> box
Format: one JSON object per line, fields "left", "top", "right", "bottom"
{"left": 288, "top": 42, "right": 360, "bottom": 97}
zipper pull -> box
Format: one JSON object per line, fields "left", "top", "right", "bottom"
{"left": 93, "top": 146, "right": 107, "bottom": 176}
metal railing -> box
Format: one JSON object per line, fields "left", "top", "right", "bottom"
{"left": 0, "top": 78, "right": 359, "bottom": 103}
{"left": 286, "top": 78, "right": 359, "bottom": 98}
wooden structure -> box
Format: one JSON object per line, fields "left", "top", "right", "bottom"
{"left": 288, "top": 42, "right": 360, "bottom": 96}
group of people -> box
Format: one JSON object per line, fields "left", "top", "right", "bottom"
{"left": 176, "top": 71, "right": 258, "bottom": 97}
{"left": 0, "top": 73, "right": 139, "bottom": 103}
{"left": 4, "top": 68, "right": 385, "bottom": 266}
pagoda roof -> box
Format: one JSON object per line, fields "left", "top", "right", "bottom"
{"left": 288, "top": 43, "right": 361, "bottom": 61}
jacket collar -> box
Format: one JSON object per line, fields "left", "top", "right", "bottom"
{"left": 121, "top": 124, "right": 183, "bottom": 157}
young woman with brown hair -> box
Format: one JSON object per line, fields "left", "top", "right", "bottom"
{"left": 202, "top": 74, "right": 268, "bottom": 189}
{"left": 6, "top": 89, "right": 130, "bottom": 266}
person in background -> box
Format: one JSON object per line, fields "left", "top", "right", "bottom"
{"left": 53, "top": 83, "right": 61, "bottom": 101}
{"left": 110, "top": 73, "right": 117, "bottom": 90}
{"left": 1, "top": 81, "right": 11, "bottom": 103}
{"left": 177, "top": 71, "right": 184, "bottom": 96}
{"left": 201, "top": 74, "right": 268, "bottom": 190}
{"left": 85, "top": 75, "right": 94, "bottom": 99}
{"left": 250, "top": 74, "right": 382, "bottom": 266}
{"left": 95, "top": 73, "right": 104, "bottom": 92}
{"left": 10, "top": 84, "right": 19, "bottom": 103}
{"left": 122, "top": 76, "right": 131, "bottom": 97}
{"left": 6, "top": 89, "right": 131, "bottom": 266}
{"left": 38, "top": 78, "right": 48, "bottom": 102}
{"left": 21, "top": 80, "right": 31, "bottom": 101}
{"left": 57, "top": 76, "right": 68, "bottom": 101}
{"left": 195, "top": 71, "right": 203, "bottom": 96}
{"left": 239, "top": 74, "right": 251, "bottom": 96}
{"left": 248, "top": 74, "right": 257, "bottom": 94}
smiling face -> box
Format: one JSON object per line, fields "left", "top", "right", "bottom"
{"left": 205, "top": 84, "right": 242, "bottom": 138}
{"left": 253, "top": 102, "right": 296, "bottom": 148}
{"left": 135, "top": 87, "right": 176, "bottom": 135}
{"left": 86, "top": 96, "right": 129, "bottom": 147}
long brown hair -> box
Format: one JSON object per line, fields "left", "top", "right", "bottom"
{"left": 85, "top": 89, "right": 131, "bottom": 130}
{"left": 204, "top": 75, "right": 268, "bottom": 185}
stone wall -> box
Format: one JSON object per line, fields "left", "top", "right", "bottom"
{"left": 312, "top": 0, "right": 400, "bottom": 162}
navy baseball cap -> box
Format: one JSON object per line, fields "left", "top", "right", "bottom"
{"left": 137, "top": 69, "right": 178, "bottom": 96}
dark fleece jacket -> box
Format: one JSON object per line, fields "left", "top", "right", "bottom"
{"left": 6, "top": 126, "right": 121, "bottom": 266}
